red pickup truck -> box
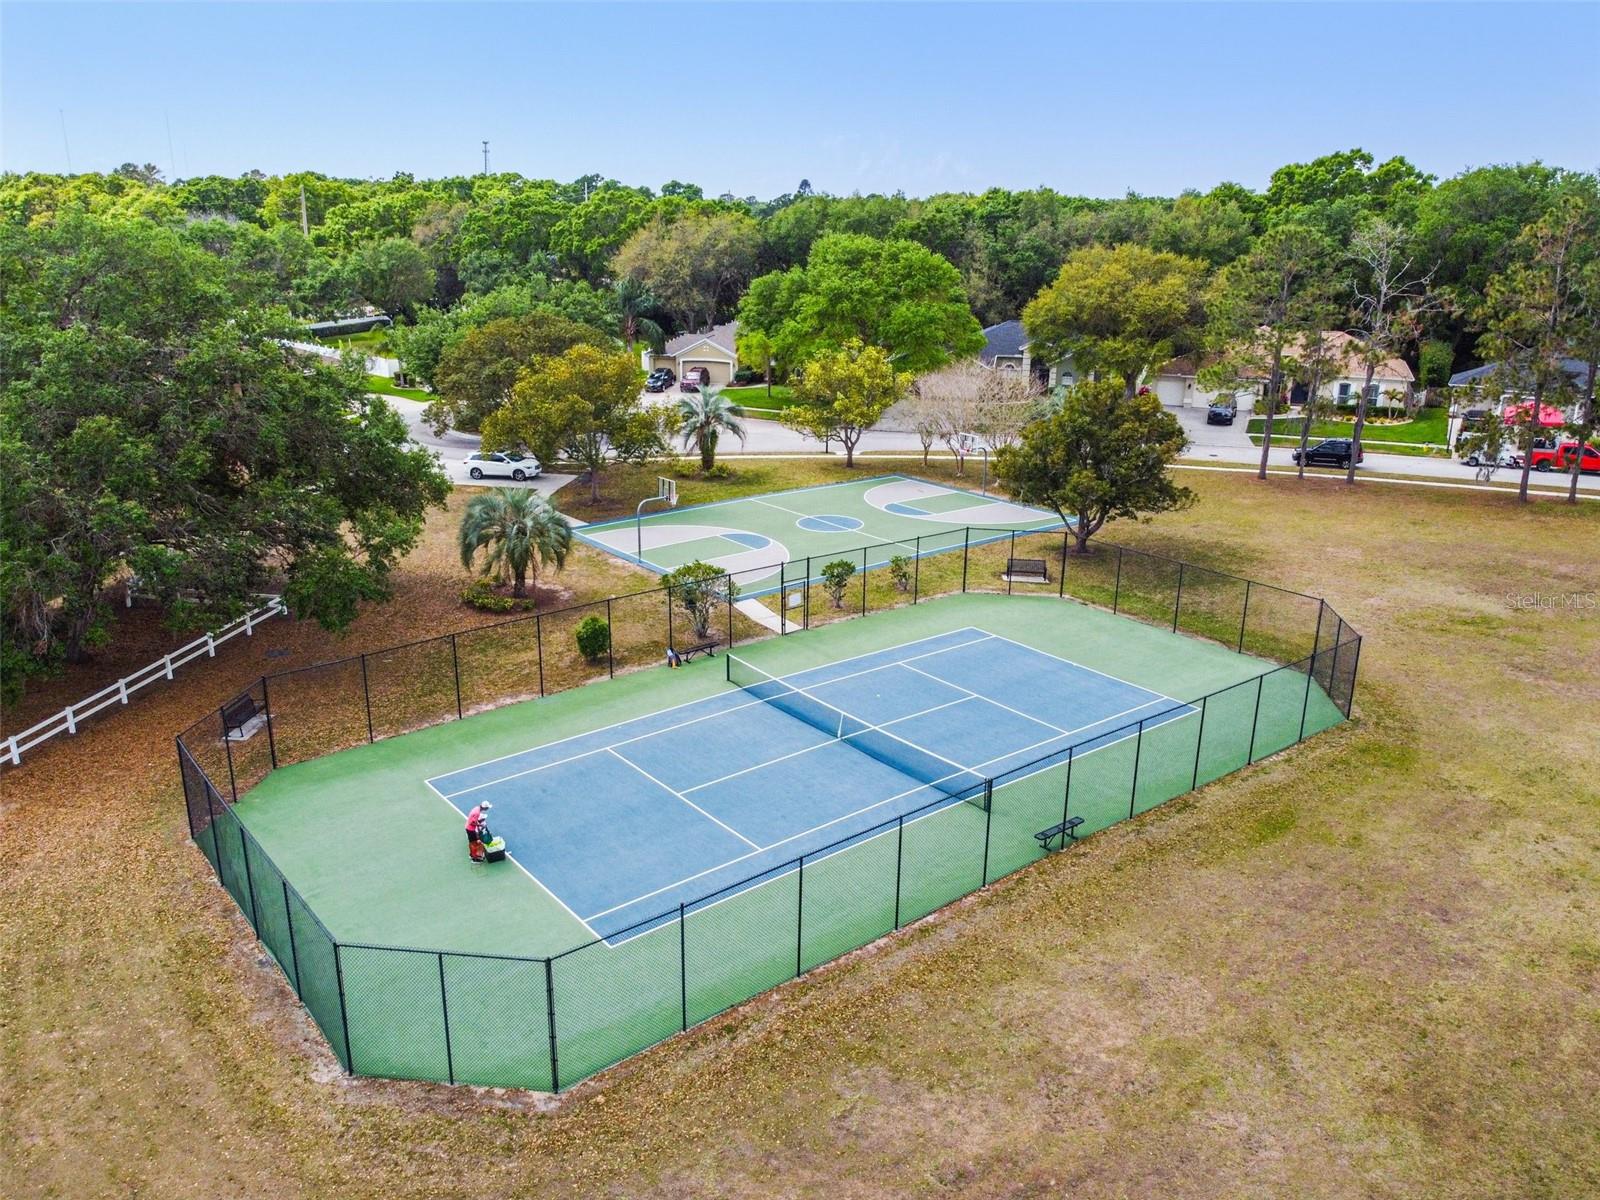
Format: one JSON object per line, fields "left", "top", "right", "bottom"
{"left": 1530, "top": 441, "right": 1600, "bottom": 473}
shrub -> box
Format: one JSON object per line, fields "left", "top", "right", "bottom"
{"left": 460, "top": 578, "right": 536, "bottom": 612}
{"left": 575, "top": 615, "right": 611, "bottom": 662}
{"left": 662, "top": 560, "right": 738, "bottom": 638}
{"left": 733, "top": 367, "right": 763, "bottom": 385}
{"left": 888, "top": 554, "right": 912, "bottom": 592}
{"left": 1419, "top": 340, "right": 1454, "bottom": 389}
{"left": 820, "top": 559, "right": 857, "bottom": 608}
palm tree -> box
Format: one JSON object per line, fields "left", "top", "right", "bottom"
{"left": 677, "top": 387, "right": 747, "bottom": 472}
{"left": 458, "top": 488, "right": 571, "bottom": 600}
{"left": 614, "top": 277, "right": 665, "bottom": 351}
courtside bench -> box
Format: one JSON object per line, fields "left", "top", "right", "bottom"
{"left": 672, "top": 639, "right": 720, "bottom": 663}
{"left": 1003, "top": 557, "right": 1050, "bottom": 584}
{"left": 1034, "top": 816, "right": 1084, "bottom": 851}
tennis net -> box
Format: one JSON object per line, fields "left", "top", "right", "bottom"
{"left": 727, "top": 654, "right": 990, "bottom": 811}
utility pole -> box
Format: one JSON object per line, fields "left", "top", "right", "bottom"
{"left": 482, "top": 140, "right": 490, "bottom": 175}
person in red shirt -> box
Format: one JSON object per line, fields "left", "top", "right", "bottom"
{"left": 465, "top": 801, "right": 494, "bottom": 863}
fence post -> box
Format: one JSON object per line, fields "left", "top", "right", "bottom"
{"left": 1298, "top": 655, "right": 1317, "bottom": 742}
{"left": 1007, "top": 531, "right": 1016, "bottom": 595}
{"left": 333, "top": 942, "right": 354, "bottom": 1074}
{"left": 1128, "top": 719, "right": 1145, "bottom": 819}
{"left": 1311, "top": 599, "right": 1327, "bottom": 663}
{"left": 795, "top": 856, "right": 805, "bottom": 977}
{"left": 359, "top": 654, "right": 374, "bottom": 743}
{"left": 437, "top": 953, "right": 455, "bottom": 1085}
{"left": 1326, "top": 638, "right": 1343, "bottom": 720}
{"left": 203, "top": 782, "right": 223, "bottom": 881}
{"left": 1059, "top": 529, "right": 1069, "bottom": 598}
{"left": 726, "top": 575, "right": 735, "bottom": 648}
{"left": 1172, "top": 562, "right": 1185, "bottom": 632}
{"left": 1191, "top": 694, "right": 1209, "bottom": 790}
{"left": 803, "top": 557, "right": 812, "bottom": 630}
{"left": 282, "top": 879, "right": 302, "bottom": 996}
{"left": 535, "top": 614, "right": 545, "bottom": 697}
{"left": 261, "top": 676, "right": 278, "bottom": 769}
{"left": 961, "top": 528, "right": 971, "bottom": 592}
{"left": 860, "top": 547, "right": 868, "bottom": 613}
{"left": 1060, "top": 747, "right": 1074, "bottom": 832}
{"left": 605, "top": 598, "right": 615, "bottom": 679}
{"left": 450, "top": 633, "right": 463, "bottom": 720}
{"left": 679, "top": 902, "right": 688, "bottom": 1031}
{"left": 1237, "top": 580, "right": 1252, "bottom": 653}
{"left": 1246, "top": 674, "right": 1265, "bottom": 763}
{"left": 981, "top": 781, "right": 994, "bottom": 884}
{"left": 912, "top": 536, "right": 921, "bottom": 603}
{"left": 666, "top": 586, "right": 674, "bottom": 652}
{"left": 1344, "top": 637, "right": 1363, "bottom": 717}
{"left": 1112, "top": 547, "right": 1124, "bottom": 613}
{"left": 221, "top": 707, "right": 239, "bottom": 803}
{"left": 238, "top": 823, "right": 259, "bottom": 932}
{"left": 544, "top": 958, "right": 560, "bottom": 1092}
{"left": 893, "top": 815, "right": 904, "bottom": 929}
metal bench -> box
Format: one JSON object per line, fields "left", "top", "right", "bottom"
{"left": 672, "top": 639, "right": 720, "bottom": 664}
{"left": 221, "top": 694, "right": 268, "bottom": 742}
{"left": 1034, "top": 816, "right": 1084, "bottom": 851}
{"left": 1003, "top": 557, "right": 1050, "bottom": 584}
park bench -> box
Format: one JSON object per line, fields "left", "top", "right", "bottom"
{"left": 1034, "top": 816, "right": 1084, "bottom": 852}
{"left": 1003, "top": 557, "right": 1050, "bottom": 584}
{"left": 222, "top": 694, "right": 268, "bottom": 742}
{"left": 672, "top": 639, "right": 720, "bottom": 664}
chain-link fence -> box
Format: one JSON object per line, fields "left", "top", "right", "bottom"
{"left": 176, "top": 526, "right": 1362, "bottom": 1092}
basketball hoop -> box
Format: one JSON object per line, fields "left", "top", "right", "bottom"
{"left": 636, "top": 477, "right": 679, "bottom": 559}
{"left": 953, "top": 433, "right": 989, "bottom": 495}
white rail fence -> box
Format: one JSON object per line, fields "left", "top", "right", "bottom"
{"left": 1, "top": 596, "right": 288, "bottom": 768}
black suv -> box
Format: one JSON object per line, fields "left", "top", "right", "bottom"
{"left": 1207, "top": 400, "right": 1237, "bottom": 425}
{"left": 1292, "top": 438, "right": 1363, "bottom": 468}
{"left": 645, "top": 367, "right": 676, "bottom": 393}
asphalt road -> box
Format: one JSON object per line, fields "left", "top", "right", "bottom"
{"left": 384, "top": 394, "right": 1599, "bottom": 496}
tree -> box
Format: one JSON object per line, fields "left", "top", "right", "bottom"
{"left": 613, "top": 275, "right": 664, "bottom": 350}
{"left": 1454, "top": 412, "right": 1517, "bottom": 482}
{"left": 612, "top": 210, "right": 761, "bottom": 332}
{"left": 1202, "top": 223, "right": 1338, "bottom": 478}
{"left": 481, "top": 344, "right": 664, "bottom": 501}
{"left": 819, "top": 559, "right": 857, "bottom": 608}
{"left": 1563, "top": 253, "right": 1600, "bottom": 504}
{"left": 995, "top": 382, "right": 1194, "bottom": 553}
{"left": 549, "top": 185, "right": 653, "bottom": 281}
{"left": 736, "top": 327, "right": 778, "bottom": 397}
{"left": 783, "top": 340, "right": 911, "bottom": 467}
{"left": 1288, "top": 325, "right": 1346, "bottom": 480}
{"left": 1476, "top": 189, "right": 1599, "bottom": 500}
{"left": 0, "top": 211, "right": 448, "bottom": 695}
{"left": 427, "top": 312, "right": 612, "bottom": 433}
{"left": 1344, "top": 219, "right": 1447, "bottom": 484}
{"left": 457, "top": 488, "right": 572, "bottom": 600}
{"left": 676, "top": 387, "right": 747, "bottom": 472}
{"left": 738, "top": 233, "right": 985, "bottom": 374}
{"left": 662, "top": 560, "right": 737, "bottom": 639}
{"left": 1022, "top": 244, "right": 1209, "bottom": 397}
{"left": 348, "top": 237, "right": 435, "bottom": 317}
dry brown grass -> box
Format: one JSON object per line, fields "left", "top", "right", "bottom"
{"left": 3, "top": 465, "right": 1598, "bottom": 1200}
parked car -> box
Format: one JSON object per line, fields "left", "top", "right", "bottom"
{"left": 1530, "top": 440, "right": 1600, "bottom": 473}
{"left": 462, "top": 451, "right": 542, "bottom": 481}
{"left": 1461, "top": 445, "right": 1523, "bottom": 469}
{"left": 1207, "top": 400, "right": 1237, "bottom": 425}
{"left": 645, "top": 367, "right": 676, "bottom": 393}
{"left": 679, "top": 367, "right": 710, "bottom": 393}
{"left": 1292, "top": 438, "right": 1363, "bottom": 468}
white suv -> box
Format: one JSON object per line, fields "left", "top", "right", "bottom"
{"left": 462, "top": 451, "right": 542, "bottom": 481}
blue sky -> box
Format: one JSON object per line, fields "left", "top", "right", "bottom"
{"left": 3, "top": 2, "right": 1596, "bottom": 197}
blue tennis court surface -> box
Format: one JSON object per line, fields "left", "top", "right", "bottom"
{"left": 427, "top": 627, "right": 1191, "bottom": 942}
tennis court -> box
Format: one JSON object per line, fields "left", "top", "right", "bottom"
{"left": 572, "top": 475, "right": 1064, "bottom": 593}
{"left": 427, "top": 627, "right": 1192, "bottom": 943}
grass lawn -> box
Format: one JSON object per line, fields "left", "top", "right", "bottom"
{"left": 363, "top": 375, "right": 432, "bottom": 403}
{"left": 721, "top": 384, "right": 797, "bottom": 414}
{"left": 316, "top": 329, "right": 395, "bottom": 356}
{"left": 4, "top": 463, "right": 1598, "bottom": 1198}
{"left": 1248, "top": 406, "right": 1451, "bottom": 456}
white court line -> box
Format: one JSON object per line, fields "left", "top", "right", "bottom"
{"left": 752, "top": 496, "right": 922, "bottom": 554}
{"left": 980, "top": 631, "right": 1189, "bottom": 712}
{"left": 421, "top": 777, "right": 602, "bottom": 942}
{"left": 606, "top": 748, "right": 762, "bottom": 850}
{"left": 428, "top": 626, "right": 994, "bottom": 794}
{"left": 897, "top": 661, "right": 1072, "bottom": 736}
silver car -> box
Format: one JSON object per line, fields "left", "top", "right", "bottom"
{"left": 462, "top": 451, "right": 542, "bottom": 481}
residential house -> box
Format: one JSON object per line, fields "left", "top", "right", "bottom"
{"left": 1448, "top": 357, "right": 1591, "bottom": 421}
{"left": 978, "top": 320, "right": 1077, "bottom": 388}
{"left": 641, "top": 322, "right": 740, "bottom": 387}
{"left": 1152, "top": 332, "right": 1414, "bottom": 410}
